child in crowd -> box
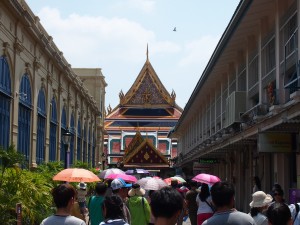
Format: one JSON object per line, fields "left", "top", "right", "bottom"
{"left": 77, "top": 182, "right": 88, "bottom": 219}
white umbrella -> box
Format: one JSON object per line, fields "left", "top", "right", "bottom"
{"left": 137, "top": 177, "right": 168, "bottom": 190}
{"left": 98, "top": 168, "right": 125, "bottom": 179}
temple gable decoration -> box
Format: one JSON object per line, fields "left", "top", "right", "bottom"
{"left": 123, "top": 132, "right": 169, "bottom": 167}
{"left": 119, "top": 50, "right": 177, "bottom": 108}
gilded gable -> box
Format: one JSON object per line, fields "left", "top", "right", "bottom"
{"left": 129, "top": 73, "right": 168, "bottom": 105}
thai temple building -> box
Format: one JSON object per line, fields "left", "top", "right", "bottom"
{"left": 104, "top": 49, "right": 182, "bottom": 176}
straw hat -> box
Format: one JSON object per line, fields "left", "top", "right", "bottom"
{"left": 128, "top": 183, "right": 146, "bottom": 197}
{"left": 249, "top": 191, "right": 273, "bottom": 208}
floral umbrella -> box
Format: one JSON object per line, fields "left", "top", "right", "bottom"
{"left": 53, "top": 168, "right": 100, "bottom": 183}
{"left": 163, "top": 176, "right": 186, "bottom": 185}
{"left": 192, "top": 173, "right": 220, "bottom": 185}
{"left": 137, "top": 177, "right": 168, "bottom": 190}
{"left": 106, "top": 173, "right": 137, "bottom": 183}
{"left": 98, "top": 168, "right": 125, "bottom": 179}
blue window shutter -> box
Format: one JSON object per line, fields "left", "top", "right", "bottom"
{"left": 0, "top": 57, "right": 11, "bottom": 149}
{"left": 36, "top": 89, "right": 46, "bottom": 164}
{"left": 49, "top": 98, "right": 57, "bottom": 161}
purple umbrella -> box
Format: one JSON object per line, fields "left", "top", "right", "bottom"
{"left": 125, "top": 168, "right": 150, "bottom": 175}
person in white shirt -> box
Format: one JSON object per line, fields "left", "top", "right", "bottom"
{"left": 196, "top": 183, "right": 214, "bottom": 225}
{"left": 249, "top": 191, "right": 273, "bottom": 225}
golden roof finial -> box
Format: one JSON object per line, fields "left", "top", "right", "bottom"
{"left": 146, "top": 43, "right": 149, "bottom": 62}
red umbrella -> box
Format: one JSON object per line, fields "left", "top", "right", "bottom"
{"left": 192, "top": 173, "right": 220, "bottom": 185}
{"left": 106, "top": 173, "right": 137, "bottom": 183}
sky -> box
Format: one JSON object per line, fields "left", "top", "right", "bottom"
{"left": 26, "top": 0, "right": 240, "bottom": 110}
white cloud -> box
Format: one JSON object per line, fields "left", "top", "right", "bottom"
{"left": 37, "top": 7, "right": 181, "bottom": 67}
{"left": 179, "top": 35, "right": 220, "bottom": 69}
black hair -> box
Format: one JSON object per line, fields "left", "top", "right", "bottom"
{"left": 199, "top": 183, "right": 210, "bottom": 201}
{"left": 250, "top": 207, "right": 260, "bottom": 217}
{"left": 95, "top": 182, "right": 107, "bottom": 195}
{"left": 210, "top": 181, "right": 235, "bottom": 208}
{"left": 266, "top": 202, "right": 291, "bottom": 225}
{"left": 170, "top": 179, "right": 179, "bottom": 189}
{"left": 254, "top": 176, "right": 261, "bottom": 190}
{"left": 52, "top": 183, "right": 76, "bottom": 208}
{"left": 272, "top": 187, "right": 284, "bottom": 197}
{"left": 189, "top": 180, "right": 197, "bottom": 187}
{"left": 103, "top": 195, "right": 125, "bottom": 220}
{"left": 150, "top": 186, "right": 183, "bottom": 218}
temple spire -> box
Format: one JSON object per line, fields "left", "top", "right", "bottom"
{"left": 146, "top": 43, "right": 149, "bottom": 62}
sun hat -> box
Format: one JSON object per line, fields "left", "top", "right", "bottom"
{"left": 128, "top": 183, "right": 146, "bottom": 197}
{"left": 111, "top": 178, "right": 132, "bottom": 190}
{"left": 77, "top": 182, "right": 87, "bottom": 190}
{"left": 249, "top": 191, "right": 273, "bottom": 208}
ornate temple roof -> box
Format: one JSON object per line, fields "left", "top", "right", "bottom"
{"left": 123, "top": 131, "right": 169, "bottom": 168}
{"left": 105, "top": 48, "right": 182, "bottom": 131}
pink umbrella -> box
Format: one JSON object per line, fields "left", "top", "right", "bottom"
{"left": 192, "top": 173, "right": 220, "bottom": 185}
{"left": 106, "top": 173, "right": 137, "bottom": 183}
{"left": 98, "top": 168, "right": 125, "bottom": 179}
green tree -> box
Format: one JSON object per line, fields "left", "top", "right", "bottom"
{"left": 0, "top": 146, "right": 54, "bottom": 225}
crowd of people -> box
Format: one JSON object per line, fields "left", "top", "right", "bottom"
{"left": 40, "top": 175, "right": 300, "bottom": 225}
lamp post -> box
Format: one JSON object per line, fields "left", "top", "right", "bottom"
{"left": 62, "top": 129, "right": 72, "bottom": 169}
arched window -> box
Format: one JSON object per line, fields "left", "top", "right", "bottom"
{"left": 88, "top": 128, "right": 91, "bottom": 165}
{"left": 17, "top": 74, "right": 32, "bottom": 162}
{"left": 77, "top": 120, "right": 81, "bottom": 160}
{"left": 60, "top": 107, "right": 67, "bottom": 161}
{"left": 83, "top": 124, "right": 87, "bottom": 162}
{"left": 49, "top": 97, "right": 57, "bottom": 161}
{"left": 0, "top": 56, "right": 11, "bottom": 149}
{"left": 36, "top": 89, "right": 46, "bottom": 164}
{"left": 70, "top": 113, "right": 75, "bottom": 165}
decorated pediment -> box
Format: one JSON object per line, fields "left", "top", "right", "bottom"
{"left": 124, "top": 131, "right": 144, "bottom": 155}
{"left": 119, "top": 51, "right": 176, "bottom": 107}
{"left": 128, "top": 73, "right": 168, "bottom": 105}
{"left": 123, "top": 131, "right": 168, "bottom": 166}
{"left": 124, "top": 140, "right": 169, "bottom": 165}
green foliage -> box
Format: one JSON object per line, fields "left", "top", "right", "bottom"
{"left": 0, "top": 147, "right": 101, "bottom": 224}
{"left": 0, "top": 168, "right": 54, "bottom": 225}
{"left": 73, "top": 160, "right": 89, "bottom": 169}
{"left": 0, "top": 147, "right": 54, "bottom": 225}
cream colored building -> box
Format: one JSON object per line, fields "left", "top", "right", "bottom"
{"left": 171, "top": 0, "right": 300, "bottom": 211}
{"left": 0, "top": 0, "right": 106, "bottom": 168}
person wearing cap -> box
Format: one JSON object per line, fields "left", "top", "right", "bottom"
{"left": 249, "top": 191, "right": 273, "bottom": 225}
{"left": 127, "top": 183, "right": 151, "bottom": 225}
{"left": 77, "top": 182, "right": 88, "bottom": 219}
{"left": 110, "top": 178, "right": 132, "bottom": 224}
